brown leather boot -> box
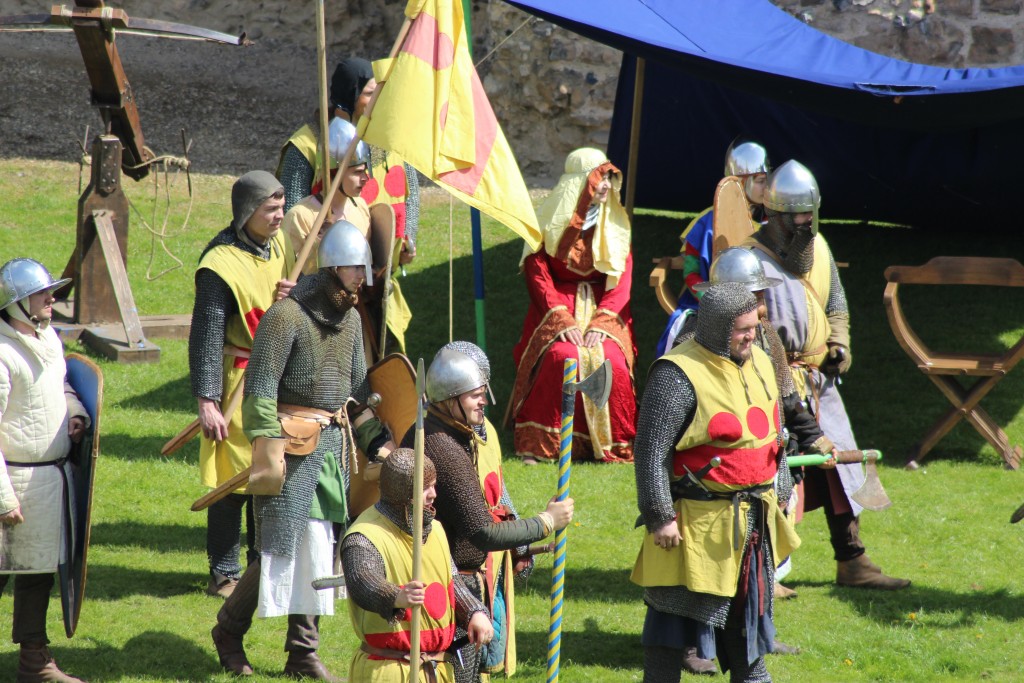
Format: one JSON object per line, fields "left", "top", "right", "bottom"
{"left": 283, "top": 649, "right": 341, "bottom": 682}
{"left": 17, "top": 643, "right": 85, "bottom": 683}
{"left": 774, "top": 582, "right": 798, "bottom": 599}
{"left": 681, "top": 647, "right": 718, "bottom": 675}
{"left": 837, "top": 554, "right": 911, "bottom": 590}
{"left": 212, "top": 625, "right": 254, "bottom": 676}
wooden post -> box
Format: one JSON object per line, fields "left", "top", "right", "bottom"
{"left": 624, "top": 57, "right": 645, "bottom": 221}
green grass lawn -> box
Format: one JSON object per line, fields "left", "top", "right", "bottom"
{"left": 2, "top": 157, "right": 1024, "bottom": 681}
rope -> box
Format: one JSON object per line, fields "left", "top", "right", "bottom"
{"left": 474, "top": 15, "right": 537, "bottom": 69}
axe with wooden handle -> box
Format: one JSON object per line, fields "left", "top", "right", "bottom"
{"left": 788, "top": 449, "right": 891, "bottom": 511}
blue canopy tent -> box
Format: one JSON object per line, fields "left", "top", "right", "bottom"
{"left": 505, "top": 0, "right": 1024, "bottom": 227}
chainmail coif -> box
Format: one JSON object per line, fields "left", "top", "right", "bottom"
{"left": 758, "top": 208, "right": 817, "bottom": 274}
{"left": 246, "top": 269, "right": 368, "bottom": 559}
{"left": 694, "top": 283, "right": 757, "bottom": 358}
{"left": 378, "top": 447, "right": 437, "bottom": 539}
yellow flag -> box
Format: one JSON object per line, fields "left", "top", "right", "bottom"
{"left": 359, "top": 0, "right": 541, "bottom": 250}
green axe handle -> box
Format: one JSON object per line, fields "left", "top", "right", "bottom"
{"left": 787, "top": 449, "right": 882, "bottom": 468}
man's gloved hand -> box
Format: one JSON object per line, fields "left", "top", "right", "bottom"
{"left": 822, "top": 343, "right": 851, "bottom": 376}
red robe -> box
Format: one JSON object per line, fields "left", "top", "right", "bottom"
{"left": 508, "top": 229, "right": 637, "bottom": 462}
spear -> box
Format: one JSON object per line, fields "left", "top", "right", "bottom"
{"left": 409, "top": 357, "right": 426, "bottom": 683}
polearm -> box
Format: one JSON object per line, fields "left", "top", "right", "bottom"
{"left": 547, "top": 359, "right": 611, "bottom": 683}
{"left": 546, "top": 358, "right": 577, "bottom": 683}
{"left": 162, "top": 18, "right": 414, "bottom": 457}
{"left": 409, "top": 358, "right": 427, "bottom": 683}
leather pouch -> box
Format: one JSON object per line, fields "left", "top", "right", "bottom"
{"left": 279, "top": 416, "right": 322, "bottom": 456}
{"left": 247, "top": 436, "right": 287, "bottom": 496}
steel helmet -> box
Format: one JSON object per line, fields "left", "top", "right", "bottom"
{"left": 425, "top": 348, "right": 487, "bottom": 404}
{"left": 326, "top": 117, "right": 370, "bottom": 168}
{"left": 693, "top": 247, "right": 781, "bottom": 293}
{"left": 441, "top": 340, "right": 495, "bottom": 404}
{"left": 0, "top": 258, "right": 70, "bottom": 310}
{"left": 724, "top": 141, "right": 770, "bottom": 177}
{"left": 318, "top": 220, "right": 373, "bottom": 286}
{"left": 763, "top": 160, "right": 820, "bottom": 214}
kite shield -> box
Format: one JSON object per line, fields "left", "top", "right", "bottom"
{"left": 712, "top": 175, "right": 754, "bottom": 259}
{"left": 348, "top": 353, "right": 417, "bottom": 517}
{"left": 58, "top": 353, "right": 103, "bottom": 638}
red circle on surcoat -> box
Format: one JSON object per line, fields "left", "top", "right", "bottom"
{"left": 361, "top": 178, "right": 380, "bottom": 203}
{"left": 424, "top": 581, "right": 449, "bottom": 620}
{"left": 707, "top": 411, "right": 743, "bottom": 443}
{"left": 747, "top": 406, "right": 770, "bottom": 440}
{"left": 772, "top": 401, "right": 780, "bottom": 433}
{"left": 483, "top": 471, "right": 501, "bottom": 508}
{"left": 384, "top": 165, "right": 407, "bottom": 197}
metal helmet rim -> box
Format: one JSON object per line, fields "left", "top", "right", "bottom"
{"left": 0, "top": 258, "right": 70, "bottom": 310}
{"left": 692, "top": 247, "right": 781, "bottom": 293}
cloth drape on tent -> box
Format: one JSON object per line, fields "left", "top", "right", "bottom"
{"left": 505, "top": 0, "right": 1024, "bottom": 227}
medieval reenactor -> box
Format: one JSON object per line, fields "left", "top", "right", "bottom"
{"left": 632, "top": 282, "right": 800, "bottom": 683}
{"left": 508, "top": 148, "right": 637, "bottom": 464}
{"left": 0, "top": 259, "right": 91, "bottom": 683}
{"left": 341, "top": 448, "right": 492, "bottom": 681}
{"left": 745, "top": 160, "right": 910, "bottom": 590}
{"left": 401, "top": 348, "right": 574, "bottom": 683}
{"left": 211, "top": 221, "right": 393, "bottom": 680}
{"left": 189, "top": 171, "right": 296, "bottom": 599}
{"left": 657, "top": 141, "right": 771, "bottom": 355}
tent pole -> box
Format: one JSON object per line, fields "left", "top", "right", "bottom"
{"left": 624, "top": 56, "right": 645, "bottom": 221}
{"left": 464, "top": 0, "right": 488, "bottom": 353}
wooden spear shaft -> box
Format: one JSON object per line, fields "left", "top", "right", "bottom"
{"left": 410, "top": 358, "right": 426, "bottom": 683}
{"left": 315, "top": 0, "right": 331, "bottom": 194}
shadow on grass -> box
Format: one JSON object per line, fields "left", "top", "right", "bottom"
{"left": 102, "top": 432, "right": 199, "bottom": 464}
{"left": 84, "top": 563, "right": 205, "bottom": 600}
{"left": 113, "top": 375, "right": 194, "bottom": 413}
{"left": 518, "top": 567, "right": 643, "bottom": 604}
{"left": 828, "top": 583, "right": 1024, "bottom": 627}
{"left": 0, "top": 631, "right": 222, "bottom": 682}
{"left": 517, "top": 617, "right": 642, "bottom": 670}
{"left": 91, "top": 521, "right": 203, "bottom": 554}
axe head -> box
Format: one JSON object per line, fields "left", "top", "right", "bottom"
{"left": 566, "top": 359, "right": 612, "bottom": 410}
{"left": 851, "top": 459, "right": 892, "bottom": 512}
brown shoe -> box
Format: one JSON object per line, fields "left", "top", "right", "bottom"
{"left": 681, "top": 647, "right": 717, "bottom": 676}
{"left": 774, "top": 582, "right": 798, "bottom": 599}
{"left": 837, "top": 555, "right": 911, "bottom": 590}
{"left": 284, "top": 650, "right": 342, "bottom": 682}
{"left": 207, "top": 573, "right": 239, "bottom": 598}
{"left": 17, "top": 643, "right": 85, "bottom": 683}
{"left": 212, "top": 625, "right": 253, "bottom": 676}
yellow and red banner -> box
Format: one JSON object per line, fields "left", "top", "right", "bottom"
{"left": 358, "top": 0, "right": 541, "bottom": 250}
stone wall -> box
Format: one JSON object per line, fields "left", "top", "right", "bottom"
{"left": 1, "top": 0, "right": 1019, "bottom": 181}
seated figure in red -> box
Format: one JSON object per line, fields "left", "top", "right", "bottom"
{"left": 507, "top": 148, "right": 637, "bottom": 464}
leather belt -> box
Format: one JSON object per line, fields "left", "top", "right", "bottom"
{"left": 359, "top": 643, "right": 450, "bottom": 683}
{"left": 6, "top": 457, "right": 66, "bottom": 468}
{"left": 277, "top": 403, "right": 347, "bottom": 427}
